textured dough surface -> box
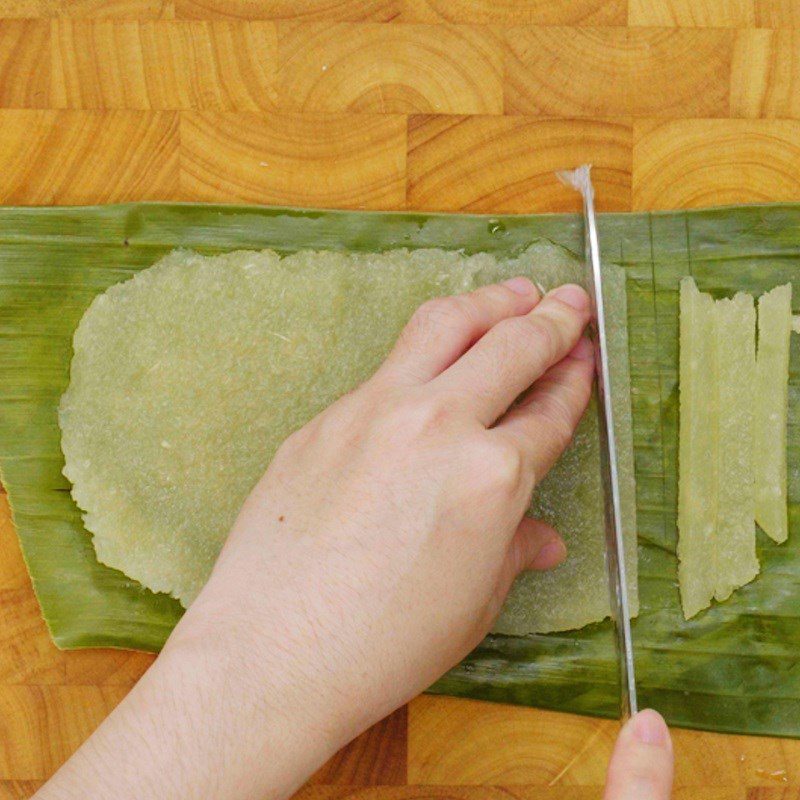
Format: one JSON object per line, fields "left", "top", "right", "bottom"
{"left": 755, "top": 284, "right": 792, "bottom": 544}
{"left": 60, "top": 244, "right": 638, "bottom": 633}
{"left": 678, "top": 278, "right": 718, "bottom": 619}
{"left": 714, "top": 292, "right": 759, "bottom": 601}
{"left": 678, "top": 279, "right": 761, "bottom": 619}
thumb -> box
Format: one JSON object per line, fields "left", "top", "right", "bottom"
{"left": 603, "top": 709, "right": 673, "bottom": 800}
{"left": 494, "top": 517, "right": 566, "bottom": 605}
{"left": 508, "top": 517, "right": 566, "bottom": 576}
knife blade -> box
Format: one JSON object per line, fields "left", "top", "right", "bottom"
{"left": 557, "top": 164, "right": 638, "bottom": 719}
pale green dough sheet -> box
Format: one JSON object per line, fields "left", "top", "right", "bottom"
{"left": 677, "top": 280, "right": 760, "bottom": 620}
{"left": 755, "top": 284, "right": 792, "bottom": 544}
{"left": 60, "top": 243, "right": 638, "bottom": 634}
{"left": 677, "top": 278, "right": 718, "bottom": 619}
{"left": 714, "top": 292, "right": 759, "bottom": 601}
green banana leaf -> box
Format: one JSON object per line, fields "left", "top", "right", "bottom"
{"left": 2, "top": 202, "right": 800, "bottom": 736}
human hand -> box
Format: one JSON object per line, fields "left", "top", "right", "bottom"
{"left": 37, "top": 278, "right": 594, "bottom": 800}
{"left": 604, "top": 710, "right": 674, "bottom": 800}
{"left": 171, "top": 278, "right": 593, "bottom": 750}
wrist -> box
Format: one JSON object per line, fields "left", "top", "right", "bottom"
{"left": 169, "top": 545, "right": 401, "bottom": 757}
{"left": 157, "top": 627, "right": 341, "bottom": 800}
{"left": 161, "top": 592, "right": 364, "bottom": 796}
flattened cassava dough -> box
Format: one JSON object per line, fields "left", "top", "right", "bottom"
{"left": 60, "top": 245, "right": 638, "bottom": 633}
{"left": 714, "top": 292, "right": 759, "bottom": 601}
{"left": 755, "top": 284, "right": 792, "bottom": 544}
{"left": 678, "top": 279, "right": 718, "bottom": 618}
{"left": 678, "top": 279, "right": 760, "bottom": 619}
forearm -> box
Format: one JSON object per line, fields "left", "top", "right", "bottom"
{"left": 35, "top": 634, "right": 340, "bottom": 800}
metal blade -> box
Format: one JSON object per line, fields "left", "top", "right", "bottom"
{"left": 557, "top": 165, "right": 638, "bottom": 719}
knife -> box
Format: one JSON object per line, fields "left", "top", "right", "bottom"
{"left": 557, "top": 165, "right": 638, "bottom": 719}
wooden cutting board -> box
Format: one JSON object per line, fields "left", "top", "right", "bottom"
{"left": 1, "top": 1, "right": 800, "bottom": 798}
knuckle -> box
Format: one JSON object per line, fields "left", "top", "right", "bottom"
{"left": 411, "top": 297, "right": 444, "bottom": 325}
{"left": 400, "top": 296, "right": 476, "bottom": 354}
{"left": 551, "top": 416, "right": 577, "bottom": 455}
{"left": 541, "top": 294, "right": 583, "bottom": 333}
{"left": 539, "top": 395, "right": 579, "bottom": 454}
{"left": 390, "top": 395, "right": 453, "bottom": 441}
{"left": 498, "top": 315, "right": 558, "bottom": 362}
{"left": 276, "top": 425, "right": 309, "bottom": 459}
{"left": 472, "top": 283, "right": 513, "bottom": 309}
{"left": 520, "top": 315, "right": 559, "bottom": 358}
{"left": 413, "top": 296, "right": 472, "bottom": 329}
{"left": 402, "top": 300, "right": 443, "bottom": 348}
{"left": 470, "top": 439, "right": 526, "bottom": 495}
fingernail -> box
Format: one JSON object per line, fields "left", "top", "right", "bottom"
{"left": 632, "top": 710, "right": 669, "bottom": 747}
{"left": 531, "top": 539, "right": 567, "bottom": 570}
{"left": 503, "top": 276, "right": 536, "bottom": 296}
{"left": 551, "top": 283, "right": 589, "bottom": 311}
{"left": 571, "top": 337, "right": 595, "bottom": 362}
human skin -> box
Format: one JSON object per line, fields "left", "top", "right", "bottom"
{"left": 35, "top": 278, "right": 673, "bottom": 800}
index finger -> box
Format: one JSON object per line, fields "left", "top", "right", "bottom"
{"left": 431, "top": 284, "right": 591, "bottom": 426}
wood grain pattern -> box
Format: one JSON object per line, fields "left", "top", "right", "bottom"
{"left": 0, "top": 2, "right": 44, "bottom": 17}
{"left": 61, "top": 0, "right": 173, "bottom": 14}
{"left": 0, "top": 21, "right": 50, "bottom": 107}
{"left": 407, "top": 115, "right": 630, "bottom": 212}
{"left": 0, "top": 685, "right": 127, "bottom": 778}
{"left": 63, "top": 650, "right": 155, "bottom": 685}
{"left": 0, "top": 590, "right": 66, "bottom": 685}
{"left": 0, "top": 0, "right": 174, "bottom": 17}
{"left": 756, "top": 0, "right": 800, "bottom": 27}
{"left": 52, "top": 20, "right": 278, "bottom": 109}
{"left": 308, "top": 707, "right": 407, "bottom": 786}
{"left": 0, "top": 110, "right": 178, "bottom": 203}
{"left": 731, "top": 30, "right": 800, "bottom": 118}
{"left": 295, "top": 791, "right": 746, "bottom": 800}
{"left": 408, "top": 696, "right": 617, "bottom": 785}
{"left": 180, "top": 110, "right": 406, "bottom": 206}
{"left": 632, "top": 119, "right": 800, "bottom": 210}
{"left": 409, "top": 696, "right": 800, "bottom": 790}
{"left": 278, "top": 22, "right": 502, "bottom": 114}
{"left": 2, "top": 0, "right": 800, "bottom": 796}
{"left": 671, "top": 728, "right": 800, "bottom": 788}
{"left": 401, "top": 0, "right": 626, "bottom": 25}
{"left": 0, "top": 783, "right": 44, "bottom": 800}
{"left": 629, "top": 0, "right": 756, "bottom": 27}
{"left": 630, "top": 0, "right": 800, "bottom": 27}
{"left": 0, "top": 496, "right": 28, "bottom": 590}
{"left": 296, "top": 791, "right": 603, "bottom": 800}
{"left": 505, "top": 26, "right": 733, "bottom": 117}
{"left": 175, "top": 1, "right": 400, "bottom": 21}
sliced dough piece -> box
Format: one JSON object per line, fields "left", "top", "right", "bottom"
{"left": 714, "top": 292, "right": 759, "bottom": 602}
{"left": 755, "top": 284, "right": 792, "bottom": 543}
{"left": 678, "top": 277, "right": 718, "bottom": 619}
{"left": 605, "top": 263, "right": 639, "bottom": 617}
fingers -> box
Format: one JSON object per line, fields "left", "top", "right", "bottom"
{"left": 494, "top": 517, "right": 566, "bottom": 606}
{"left": 375, "top": 278, "right": 541, "bottom": 385}
{"left": 510, "top": 517, "right": 566, "bottom": 573}
{"left": 494, "top": 335, "right": 595, "bottom": 480}
{"left": 432, "top": 284, "right": 592, "bottom": 426}
{"left": 603, "top": 710, "right": 673, "bottom": 800}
